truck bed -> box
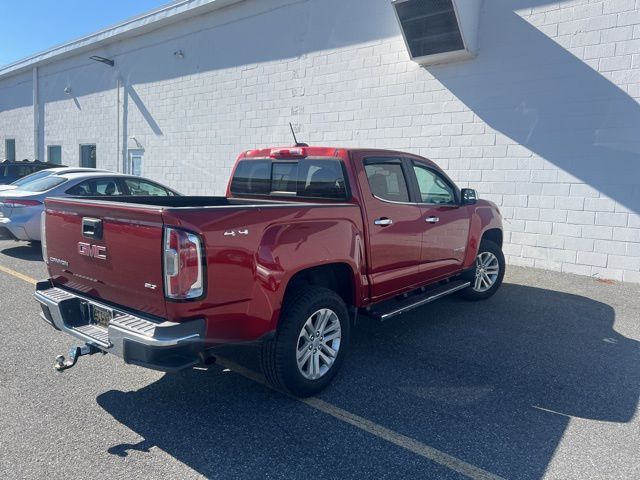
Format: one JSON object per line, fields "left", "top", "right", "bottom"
{"left": 43, "top": 195, "right": 364, "bottom": 340}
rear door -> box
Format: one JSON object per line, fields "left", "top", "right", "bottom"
{"left": 45, "top": 199, "right": 168, "bottom": 318}
{"left": 409, "top": 160, "right": 470, "bottom": 278}
{"left": 354, "top": 152, "right": 424, "bottom": 300}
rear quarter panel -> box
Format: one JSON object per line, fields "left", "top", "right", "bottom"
{"left": 162, "top": 203, "right": 366, "bottom": 342}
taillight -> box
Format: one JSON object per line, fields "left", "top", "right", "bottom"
{"left": 41, "top": 211, "right": 48, "bottom": 264}
{"left": 4, "top": 199, "right": 42, "bottom": 207}
{"left": 163, "top": 227, "right": 204, "bottom": 300}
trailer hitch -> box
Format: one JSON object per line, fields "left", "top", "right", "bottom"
{"left": 54, "top": 344, "right": 103, "bottom": 372}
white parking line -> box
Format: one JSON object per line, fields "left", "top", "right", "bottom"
{"left": 1, "top": 265, "right": 505, "bottom": 480}
{"left": 216, "top": 357, "right": 505, "bottom": 480}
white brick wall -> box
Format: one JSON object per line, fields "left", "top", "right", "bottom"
{"left": 0, "top": 71, "right": 33, "bottom": 160}
{"left": 1, "top": 0, "right": 639, "bottom": 284}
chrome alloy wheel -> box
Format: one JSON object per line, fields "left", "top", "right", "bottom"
{"left": 473, "top": 252, "right": 500, "bottom": 292}
{"left": 296, "top": 308, "right": 342, "bottom": 380}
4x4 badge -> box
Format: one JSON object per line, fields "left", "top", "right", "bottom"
{"left": 224, "top": 229, "right": 249, "bottom": 237}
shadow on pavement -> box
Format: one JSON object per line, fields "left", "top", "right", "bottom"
{"left": 97, "top": 283, "right": 639, "bottom": 479}
{"left": 0, "top": 242, "right": 43, "bottom": 262}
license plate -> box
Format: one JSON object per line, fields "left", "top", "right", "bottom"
{"left": 90, "top": 305, "right": 112, "bottom": 328}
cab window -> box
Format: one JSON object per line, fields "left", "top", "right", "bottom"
{"left": 412, "top": 163, "right": 456, "bottom": 205}
{"left": 230, "top": 159, "right": 347, "bottom": 199}
{"left": 364, "top": 160, "right": 410, "bottom": 203}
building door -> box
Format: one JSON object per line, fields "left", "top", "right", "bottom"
{"left": 48, "top": 145, "right": 62, "bottom": 165}
{"left": 127, "top": 149, "right": 144, "bottom": 176}
{"left": 80, "top": 144, "right": 96, "bottom": 168}
{"left": 5, "top": 139, "right": 16, "bottom": 161}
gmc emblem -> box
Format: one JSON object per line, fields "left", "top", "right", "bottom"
{"left": 78, "top": 242, "right": 107, "bottom": 260}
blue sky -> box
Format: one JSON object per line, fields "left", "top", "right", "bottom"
{"left": 0, "top": 0, "right": 169, "bottom": 67}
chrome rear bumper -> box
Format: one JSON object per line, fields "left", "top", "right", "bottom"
{"left": 34, "top": 280, "right": 205, "bottom": 372}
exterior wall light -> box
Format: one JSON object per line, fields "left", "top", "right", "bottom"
{"left": 63, "top": 86, "right": 72, "bottom": 95}
{"left": 174, "top": 50, "right": 184, "bottom": 58}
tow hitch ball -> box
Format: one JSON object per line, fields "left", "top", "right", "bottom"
{"left": 54, "top": 344, "right": 102, "bottom": 372}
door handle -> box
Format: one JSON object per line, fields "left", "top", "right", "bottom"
{"left": 374, "top": 217, "right": 393, "bottom": 226}
{"left": 425, "top": 216, "right": 440, "bottom": 224}
{"left": 82, "top": 217, "right": 103, "bottom": 239}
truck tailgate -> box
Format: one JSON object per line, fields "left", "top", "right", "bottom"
{"left": 44, "top": 198, "right": 167, "bottom": 318}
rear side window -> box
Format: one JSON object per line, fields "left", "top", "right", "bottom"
{"left": 66, "top": 178, "right": 124, "bottom": 196}
{"left": 0, "top": 165, "right": 35, "bottom": 180}
{"left": 231, "top": 159, "right": 347, "bottom": 200}
{"left": 364, "top": 161, "right": 410, "bottom": 203}
{"left": 124, "top": 178, "right": 173, "bottom": 196}
{"left": 0, "top": 166, "right": 11, "bottom": 180}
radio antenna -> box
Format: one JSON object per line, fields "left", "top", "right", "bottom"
{"left": 289, "top": 122, "right": 308, "bottom": 147}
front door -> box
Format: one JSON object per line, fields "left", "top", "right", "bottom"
{"left": 355, "top": 153, "right": 424, "bottom": 301}
{"left": 410, "top": 160, "right": 470, "bottom": 278}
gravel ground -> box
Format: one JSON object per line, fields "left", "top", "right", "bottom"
{"left": 0, "top": 239, "right": 638, "bottom": 479}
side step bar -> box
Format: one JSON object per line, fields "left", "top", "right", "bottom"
{"left": 365, "top": 280, "right": 470, "bottom": 321}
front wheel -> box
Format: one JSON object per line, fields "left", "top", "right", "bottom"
{"left": 460, "top": 239, "right": 505, "bottom": 300}
{"left": 260, "top": 287, "right": 350, "bottom": 397}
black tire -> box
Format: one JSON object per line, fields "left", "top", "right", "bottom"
{"left": 460, "top": 239, "right": 505, "bottom": 301}
{"left": 260, "top": 287, "right": 350, "bottom": 397}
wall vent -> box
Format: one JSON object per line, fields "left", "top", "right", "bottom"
{"left": 392, "top": 0, "right": 482, "bottom": 65}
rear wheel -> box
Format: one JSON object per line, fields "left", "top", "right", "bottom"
{"left": 260, "top": 287, "right": 350, "bottom": 397}
{"left": 460, "top": 239, "right": 505, "bottom": 300}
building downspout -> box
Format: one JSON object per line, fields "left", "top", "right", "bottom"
{"left": 32, "top": 66, "right": 39, "bottom": 160}
{"left": 116, "top": 78, "right": 121, "bottom": 172}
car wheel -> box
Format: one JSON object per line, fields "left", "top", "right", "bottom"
{"left": 460, "top": 239, "right": 505, "bottom": 301}
{"left": 261, "top": 287, "right": 350, "bottom": 397}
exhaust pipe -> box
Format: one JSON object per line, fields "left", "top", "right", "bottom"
{"left": 198, "top": 350, "right": 217, "bottom": 367}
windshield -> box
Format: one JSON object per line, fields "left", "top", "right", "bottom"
{"left": 20, "top": 176, "right": 67, "bottom": 192}
{"left": 11, "top": 169, "right": 55, "bottom": 186}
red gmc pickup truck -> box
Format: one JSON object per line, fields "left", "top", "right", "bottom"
{"left": 35, "top": 146, "right": 504, "bottom": 397}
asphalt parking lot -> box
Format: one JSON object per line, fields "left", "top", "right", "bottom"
{"left": 0, "top": 239, "right": 638, "bottom": 480}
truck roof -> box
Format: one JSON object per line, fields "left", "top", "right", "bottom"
{"left": 240, "top": 146, "right": 435, "bottom": 161}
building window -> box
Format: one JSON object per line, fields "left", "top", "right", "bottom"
{"left": 48, "top": 145, "right": 62, "bottom": 165}
{"left": 127, "top": 149, "right": 144, "bottom": 176}
{"left": 80, "top": 144, "right": 96, "bottom": 168}
{"left": 5, "top": 139, "right": 16, "bottom": 161}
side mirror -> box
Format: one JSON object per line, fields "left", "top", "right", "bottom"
{"left": 461, "top": 188, "right": 477, "bottom": 205}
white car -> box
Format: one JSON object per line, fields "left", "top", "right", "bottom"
{"left": 0, "top": 171, "right": 180, "bottom": 242}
